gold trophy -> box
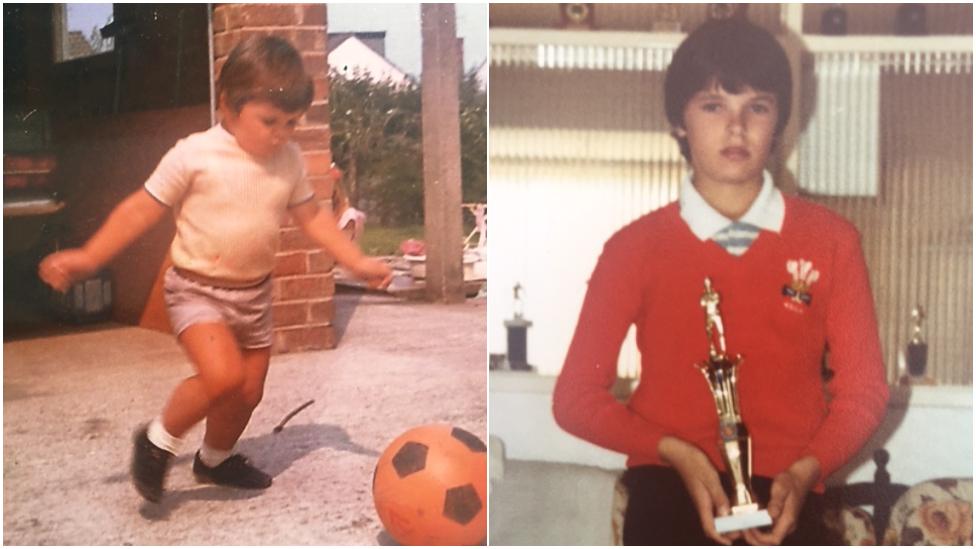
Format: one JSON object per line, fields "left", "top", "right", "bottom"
{"left": 696, "top": 278, "right": 772, "bottom": 534}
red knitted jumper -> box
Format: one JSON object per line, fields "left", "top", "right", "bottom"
{"left": 553, "top": 196, "right": 889, "bottom": 491}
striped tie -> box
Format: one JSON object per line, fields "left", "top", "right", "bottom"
{"left": 712, "top": 221, "right": 760, "bottom": 256}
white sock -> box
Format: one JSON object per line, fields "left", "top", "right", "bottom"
{"left": 147, "top": 418, "right": 182, "bottom": 455}
{"left": 198, "top": 443, "right": 233, "bottom": 468}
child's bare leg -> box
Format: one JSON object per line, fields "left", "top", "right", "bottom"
{"left": 158, "top": 377, "right": 215, "bottom": 437}
{"left": 161, "top": 323, "right": 246, "bottom": 436}
{"left": 202, "top": 346, "right": 272, "bottom": 450}
{"left": 192, "top": 345, "right": 274, "bottom": 488}
{"left": 133, "top": 322, "right": 244, "bottom": 502}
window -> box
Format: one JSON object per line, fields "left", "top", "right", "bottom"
{"left": 53, "top": 3, "right": 114, "bottom": 62}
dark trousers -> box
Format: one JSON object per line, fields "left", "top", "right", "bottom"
{"left": 621, "top": 465, "right": 831, "bottom": 546}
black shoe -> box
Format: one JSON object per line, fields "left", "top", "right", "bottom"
{"left": 131, "top": 426, "right": 174, "bottom": 503}
{"left": 193, "top": 452, "right": 273, "bottom": 489}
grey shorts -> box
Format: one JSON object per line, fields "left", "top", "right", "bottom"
{"left": 163, "top": 267, "right": 273, "bottom": 349}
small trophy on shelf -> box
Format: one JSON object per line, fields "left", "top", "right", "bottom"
{"left": 821, "top": 4, "right": 848, "bottom": 35}
{"left": 650, "top": 4, "right": 682, "bottom": 32}
{"left": 896, "top": 3, "right": 927, "bottom": 36}
{"left": 906, "top": 304, "right": 929, "bottom": 381}
{"left": 696, "top": 278, "right": 772, "bottom": 534}
{"left": 504, "top": 283, "right": 534, "bottom": 371}
{"left": 708, "top": 3, "right": 748, "bottom": 21}
{"left": 559, "top": 3, "right": 596, "bottom": 30}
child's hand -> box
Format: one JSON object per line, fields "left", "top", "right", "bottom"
{"left": 658, "top": 435, "right": 740, "bottom": 545}
{"left": 741, "top": 456, "right": 820, "bottom": 546}
{"left": 39, "top": 248, "right": 99, "bottom": 292}
{"left": 353, "top": 257, "right": 393, "bottom": 290}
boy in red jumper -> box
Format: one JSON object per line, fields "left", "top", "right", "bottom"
{"left": 552, "top": 18, "right": 889, "bottom": 546}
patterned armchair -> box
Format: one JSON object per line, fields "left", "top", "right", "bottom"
{"left": 882, "top": 478, "right": 973, "bottom": 545}
{"left": 823, "top": 449, "right": 973, "bottom": 545}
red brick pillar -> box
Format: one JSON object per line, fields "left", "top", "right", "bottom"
{"left": 212, "top": 4, "right": 338, "bottom": 353}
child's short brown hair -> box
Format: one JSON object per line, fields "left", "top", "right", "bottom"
{"left": 217, "top": 36, "right": 314, "bottom": 114}
{"left": 664, "top": 18, "right": 792, "bottom": 161}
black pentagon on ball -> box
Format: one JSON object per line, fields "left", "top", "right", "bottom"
{"left": 392, "top": 441, "right": 428, "bottom": 478}
{"left": 443, "top": 483, "right": 482, "bottom": 525}
{"left": 450, "top": 427, "right": 487, "bottom": 452}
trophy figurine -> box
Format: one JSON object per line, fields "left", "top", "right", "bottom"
{"left": 696, "top": 278, "right": 772, "bottom": 533}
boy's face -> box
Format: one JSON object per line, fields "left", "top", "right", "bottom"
{"left": 221, "top": 99, "right": 304, "bottom": 159}
{"left": 679, "top": 83, "right": 778, "bottom": 189}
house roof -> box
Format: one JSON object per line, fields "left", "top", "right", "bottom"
{"left": 327, "top": 31, "right": 387, "bottom": 57}
{"left": 328, "top": 34, "right": 411, "bottom": 86}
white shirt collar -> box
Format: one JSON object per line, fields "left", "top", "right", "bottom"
{"left": 679, "top": 170, "right": 785, "bottom": 241}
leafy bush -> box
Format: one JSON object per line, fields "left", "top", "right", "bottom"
{"left": 329, "top": 69, "right": 486, "bottom": 227}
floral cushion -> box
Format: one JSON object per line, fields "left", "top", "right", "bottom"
{"left": 823, "top": 504, "right": 877, "bottom": 545}
{"left": 883, "top": 478, "right": 973, "bottom": 546}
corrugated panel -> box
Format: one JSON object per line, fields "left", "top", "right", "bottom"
{"left": 813, "top": 71, "right": 973, "bottom": 384}
{"left": 489, "top": 63, "right": 683, "bottom": 378}
{"left": 488, "top": 159, "right": 684, "bottom": 379}
{"left": 797, "top": 52, "right": 881, "bottom": 196}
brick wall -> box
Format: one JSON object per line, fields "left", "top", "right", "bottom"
{"left": 212, "top": 4, "right": 337, "bottom": 353}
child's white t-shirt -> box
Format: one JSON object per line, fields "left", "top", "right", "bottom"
{"left": 144, "top": 124, "right": 315, "bottom": 281}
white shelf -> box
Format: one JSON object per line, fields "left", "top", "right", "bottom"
{"left": 889, "top": 384, "right": 973, "bottom": 409}
{"left": 801, "top": 34, "right": 973, "bottom": 54}
{"left": 492, "top": 26, "right": 973, "bottom": 53}
{"left": 490, "top": 369, "right": 557, "bottom": 394}
{"left": 491, "top": 27, "right": 685, "bottom": 50}
{"left": 490, "top": 27, "right": 972, "bottom": 73}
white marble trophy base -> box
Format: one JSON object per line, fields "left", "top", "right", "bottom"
{"left": 714, "top": 504, "right": 773, "bottom": 534}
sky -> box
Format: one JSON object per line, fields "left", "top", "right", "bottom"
{"left": 65, "top": 3, "right": 114, "bottom": 36}
{"left": 327, "top": 3, "right": 488, "bottom": 75}
{"left": 67, "top": 3, "right": 488, "bottom": 76}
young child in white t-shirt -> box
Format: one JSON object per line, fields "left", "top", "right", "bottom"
{"left": 39, "top": 36, "right": 392, "bottom": 503}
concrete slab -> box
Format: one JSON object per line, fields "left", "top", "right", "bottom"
{"left": 3, "top": 290, "right": 486, "bottom": 545}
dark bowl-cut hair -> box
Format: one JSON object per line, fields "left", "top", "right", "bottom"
{"left": 217, "top": 35, "right": 314, "bottom": 114}
{"left": 664, "top": 18, "right": 792, "bottom": 162}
